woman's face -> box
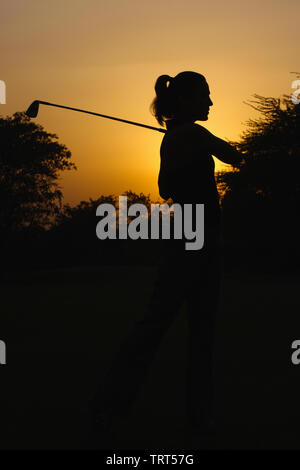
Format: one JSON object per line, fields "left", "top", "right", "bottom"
{"left": 177, "top": 81, "right": 213, "bottom": 121}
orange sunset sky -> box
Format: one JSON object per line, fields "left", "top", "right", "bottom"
{"left": 1, "top": 0, "right": 299, "bottom": 206}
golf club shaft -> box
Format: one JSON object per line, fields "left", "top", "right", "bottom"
{"left": 37, "top": 101, "right": 166, "bottom": 133}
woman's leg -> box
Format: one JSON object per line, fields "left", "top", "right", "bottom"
{"left": 91, "top": 242, "right": 186, "bottom": 419}
{"left": 185, "top": 227, "right": 224, "bottom": 429}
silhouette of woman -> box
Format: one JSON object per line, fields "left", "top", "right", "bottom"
{"left": 90, "top": 71, "right": 243, "bottom": 443}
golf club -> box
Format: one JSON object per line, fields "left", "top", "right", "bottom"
{"left": 26, "top": 100, "right": 166, "bottom": 133}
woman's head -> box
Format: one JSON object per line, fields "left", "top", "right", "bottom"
{"left": 150, "top": 71, "right": 213, "bottom": 127}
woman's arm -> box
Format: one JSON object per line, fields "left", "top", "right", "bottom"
{"left": 193, "top": 124, "right": 244, "bottom": 167}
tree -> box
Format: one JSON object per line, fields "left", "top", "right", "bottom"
{"left": 0, "top": 111, "right": 76, "bottom": 235}
{"left": 216, "top": 87, "right": 300, "bottom": 268}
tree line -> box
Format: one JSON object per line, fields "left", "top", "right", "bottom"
{"left": 1, "top": 89, "right": 299, "bottom": 275}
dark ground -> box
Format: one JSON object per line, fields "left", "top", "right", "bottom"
{"left": 1, "top": 265, "right": 300, "bottom": 449}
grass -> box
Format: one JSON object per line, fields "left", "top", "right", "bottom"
{"left": 1, "top": 265, "right": 300, "bottom": 449}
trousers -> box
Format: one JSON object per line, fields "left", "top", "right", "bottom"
{"left": 93, "top": 224, "right": 224, "bottom": 425}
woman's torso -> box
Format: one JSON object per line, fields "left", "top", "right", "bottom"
{"left": 158, "top": 118, "right": 221, "bottom": 230}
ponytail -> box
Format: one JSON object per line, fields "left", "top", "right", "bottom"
{"left": 154, "top": 74, "right": 172, "bottom": 98}
{"left": 150, "top": 74, "right": 174, "bottom": 127}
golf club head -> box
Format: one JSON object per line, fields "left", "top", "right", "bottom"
{"left": 25, "top": 100, "right": 40, "bottom": 118}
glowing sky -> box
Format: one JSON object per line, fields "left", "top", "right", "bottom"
{"left": 1, "top": 0, "right": 299, "bottom": 205}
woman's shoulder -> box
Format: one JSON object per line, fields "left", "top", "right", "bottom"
{"left": 163, "top": 122, "right": 212, "bottom": 147}
{"left": 191, "top": 123, "right": 213, "bottom": 137}
{"left": 166, "top": 121, "right": 211, "bottom": 135}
